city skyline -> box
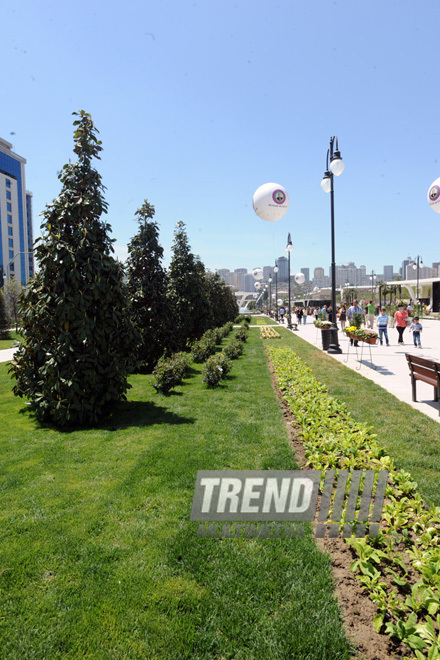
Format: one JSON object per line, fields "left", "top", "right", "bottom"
{"left": 216, "top": 256, "right": 440, "bottom": 292}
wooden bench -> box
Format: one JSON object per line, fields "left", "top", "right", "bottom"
{"left": 405, "top": 353, "right": 440, "bottom": 416}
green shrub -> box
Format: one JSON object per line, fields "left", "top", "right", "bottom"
{"left": 222, "top": 321, "right": 233, "bottom": 336}
{"left": 235, "top": 327, "right": 248, "bottom": 342}
{"left": 217, "top": 352, "right": 232, "bottom": 378}
{"left": 191, "top": 337, "right": 216, "bottom": 363}
{"left": 223, "top": 339, "right": 243, "bottom": 359}
{"left": 234, "top": 315, "right": 244, "bottom": 324}
{"left": 153, "top": 357, "right": 183, "bottom": 394}
{"left": 202, "top": 355, "right": 224, "bottom": 388}
{"left": 244, "top": 315, "right": 251, "bottom": 324}
{"left": 172, "top": 351, "right": 191, "bottom": 379}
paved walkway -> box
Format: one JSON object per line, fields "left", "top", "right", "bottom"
{"left": 269, "top": 316, "right": 440, "bottom": 424}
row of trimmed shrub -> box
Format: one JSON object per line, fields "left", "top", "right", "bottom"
{"left": 153, "top": 322, "right": 248, "bottom": 393}
{"left": 202, "top": 325, "right": 248, "bottom": 388}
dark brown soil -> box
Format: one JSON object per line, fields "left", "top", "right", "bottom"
{"left": 268, "top": 355, "right": 411, "bottom": 660}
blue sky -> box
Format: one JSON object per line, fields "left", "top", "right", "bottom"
{"left": 3, "top": 0, "right": 440, "bottom": 277}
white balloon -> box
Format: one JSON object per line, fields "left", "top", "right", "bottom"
{"left": 313, "top": 286, "right": 319, "bottom": 292}
{"left": 252, "top": 267, "right": 263, "bottom": 280}
{"left": 277, "top": 299, "right": 283, "bottom": 305}
{"left": 254, "top": 282, "right": 261, "bottom": 290}
{"left": 253, "top": 293, "right": 258, "bottom": 298}
{"left": 252, "top": 182, "right": 290, "bottom": 222}
{"left": 428, "top": 177, "right": 440, "bottom": 214}
{"left": 294, "top": 272, "right": 305, "bottom": 285}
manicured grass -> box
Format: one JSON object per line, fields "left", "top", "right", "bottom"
{"left": 0, "top": 332, "right": 352, "bottom": 660}
{"left": 0, "top": 332, "right": 21, "bottom": 350}
{"left": 262, "top": 327, "right": 440, "bottom": 506}
{"left": 249, "top": 315, "right": 278, "bottom": 325}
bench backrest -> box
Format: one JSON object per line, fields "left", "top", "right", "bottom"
{"left": 406, "top": 353, "right": 440, "bottom": 380}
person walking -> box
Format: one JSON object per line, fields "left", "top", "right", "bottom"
{"left": 366, "top": 300, "right": 376, "bottom": 329}
{"left": 409, "top": 316, "right": 423, "bottom": 348}
{"left": 376, "top": 308, "right": 390, "bottom": 346}
{"left": 392, "top": 304, "right": 408, "bottom": 345}
{"left": 339, "top": 304, "right": 347, "bottom": 330}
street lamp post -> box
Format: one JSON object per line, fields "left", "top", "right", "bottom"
{"left": 268, "top": 276, "right": 272, "bottom": 316}
{"left": 274, "top": 264, "right": 278, "bottom": 320}
{"left": 321, "top": 136, "right": 344, "bottom": 353}
{"left": 410, "top": 256, "right": 424, "bottom": 303}
{"left": 286, "top": 233, "right": 293, "bottom": 329}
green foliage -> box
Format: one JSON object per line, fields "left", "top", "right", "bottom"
{"left": 352, "top": 312, "right": 364, "bottom": 328}
{"left": 9, "top": 111, "right": 138, "bottom": 427}
{"left": 202, "top": 354, "right": 225, "bottom": 388}
{"left": 190, "top": 337, "right": 216, "bottom": 363}
{"left": 223, "top": 339, "right": 244, "bottom": 359}
{"left": 172, "top": 351, "right": 192, "bottom": 379}
{"left": 152, "top": 355, "right": 184, "bottom": 394}
{"left": 3, "top": 278, "right": 22, "bottom": 331}
{"left": 268, "top": 345, "right": 440, "bottom": 658}
{"left": 0, "top": 290, "right": 11, "bottom": 340}
{"left": 216, "top": 351, "right": 232, "bottom": 378}
{"left": 126, "top": 199, "right": 170, "bottom": 371}
{"left": 234, "top": 327, "right": 248, "bottom": 342}
{"left": 166, "top": 222, "right": 211, "bottom": 351}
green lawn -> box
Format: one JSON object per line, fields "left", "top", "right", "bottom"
{"left": 0, "top": 332, "right": 21, "bottom": 350}
{"left": 0, "top": 332, "right": 352, "bottom": 660}
{"left": 249, "top": 315, "right": 278, "bottom": 325}
{"left": 262, "top": 327, "right": 440, "bottom": 506}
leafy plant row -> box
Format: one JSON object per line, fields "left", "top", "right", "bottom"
{"left": 267, "top": 345, "right": 440, "bottom": 660}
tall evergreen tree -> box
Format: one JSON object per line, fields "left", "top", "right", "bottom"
{"left": 203, "top": 271, "right": 238, "bottom": 326}
{"left": 126, "top": 200, "right": 170, "bottom": 370}
{"left": 10, "top": 111, "right": 138, "bottom": 427}
{"left": 167, "top": 222, "right": 210, "bottom": 351}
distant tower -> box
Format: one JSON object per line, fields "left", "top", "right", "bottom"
{"left": 0, "top": 138, "right": 34, "bottom": 285}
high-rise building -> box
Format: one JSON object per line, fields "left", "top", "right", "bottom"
{"left": 300, "top": 268, "right": 309, "bottom": 282}
{"left": 0, "top": 137, "right": 34, "bottom": 285}
{"left": 402, "top": 257, "right": 412, "bottom": 279}
{"left": 383, "top": 265, "right": 394, "bottom": 280}
{"left": 276, "top": 256, "right": 288, "bottom": 282}
{"left": 263, "top": 266, "right": 273, "bottom": 280}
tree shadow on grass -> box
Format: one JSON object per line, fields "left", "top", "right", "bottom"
{"left": 18, "top": 399, "right": 196, "bottom": 433}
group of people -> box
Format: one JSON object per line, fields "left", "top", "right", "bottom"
{"left": 338, "top": 300, "right": 423, "bottom": 348}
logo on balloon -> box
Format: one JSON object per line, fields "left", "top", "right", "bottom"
{"left": 253, "top": 183, "right": 290, "bottom": 222}
{"left": 272, "top": 190, "right": 286, "bottom": 205}
{"left": 429, "top": 185, "right": 440, "bottom": 201}
{"left": 427, "top": 177, "right": 440, "bottom": 214}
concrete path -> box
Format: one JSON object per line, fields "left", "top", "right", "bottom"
{"left": 0, "top": 347, "right": 17, "bottom": 363}
{"left": 268, "top": 316, "right": 440, "bottom": 424}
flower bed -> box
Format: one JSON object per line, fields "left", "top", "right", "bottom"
{"left": 267, "top": 345, "right": 440, "bottom": 658}
{"left": 260, "top": 327, "right": 281, "bottom": 339}
{"left": 314, "top": 320, "right": 332, "bottom": 329}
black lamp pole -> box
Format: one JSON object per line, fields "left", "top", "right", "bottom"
{"left": 321, "top": 136, "right": 344, "bottom": 354}
{"left": 286, "top": 233, "right": 293, "bottom": 329}
{"left": 274, "top": 264, "right": 279, "bottom": 321}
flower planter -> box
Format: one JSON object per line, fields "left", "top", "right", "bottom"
{"left": 346, "top": 333, "right": 378, "bottom": 345}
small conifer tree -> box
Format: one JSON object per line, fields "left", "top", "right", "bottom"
{"left": 126, "top": 200, "right": 170, "bottom": 370}
{"left": 167, "top": 222, "right": 210, "bottom": 351}
{"left": 10, "top": 111, "right": 138, "bottom": 426}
